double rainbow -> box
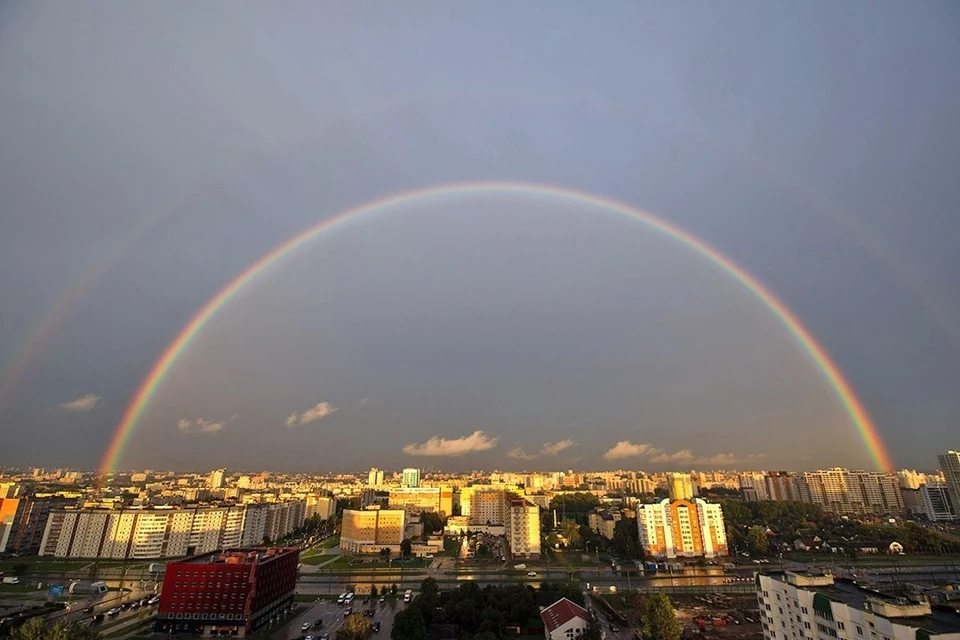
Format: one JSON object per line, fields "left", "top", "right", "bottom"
{"left": 99, "top": 181, "right": 893, "bottom": 475}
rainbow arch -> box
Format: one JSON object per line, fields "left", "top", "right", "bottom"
{"left": 100, "top": 181, "right": 894, "bottom": 475}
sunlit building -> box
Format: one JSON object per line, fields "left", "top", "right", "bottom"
{"left": 388, "top": 486, "right": 453, "bottom": 518}
{"left": 938, "top": 451, "right": 960, "bottom": 514}
{"left": 505, "top": 495, "right": 540, "bottom": 560}
{"left": 667, "top": 472, "right": 695, "bottom": 501}
{"left": 340, "top": 507, "right": 406, "bottom": 554}
{"left": 636, "top": 498, "right": 727, "bottom": 559}
{"left": 401, "top": 468, "right": 421, "bottom": 488}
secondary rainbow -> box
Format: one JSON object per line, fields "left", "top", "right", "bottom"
{"left": 99, "top": 181, "right": 894, "bottom": 475}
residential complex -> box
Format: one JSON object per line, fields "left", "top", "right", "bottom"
{"left": 155, "top": 547, "right": 299, "bottom": 637}
{"left": 938, "top": 451, "right": 960, "bottom": 516}
{"left": 505, "top": 494, "right": 541, "bottom": 560}
{"left": 388, "top": 486, "right": 453, "bottom": 517}
{"left": 401, "top": 468, "right": 421, "bottom": 488}
{"left": 802, "top": 469, "right": 904, "bottom": 516}
{"left": 636, "top": 498, "right": 728, "bottom": 559}
{"left": 757, "top": 571, "right": 960, "bottom": 640}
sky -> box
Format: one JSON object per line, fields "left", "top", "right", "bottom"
{"left": 1, "top": 2, "right": 958, "bottom": 473}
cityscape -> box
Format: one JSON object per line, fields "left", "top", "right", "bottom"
{"left": 3, "top": 3, "right": 960, "bottom": 640}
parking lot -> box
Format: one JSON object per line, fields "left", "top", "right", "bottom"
{"left": 275, "top": 594, "right": 406, "bottom": 640}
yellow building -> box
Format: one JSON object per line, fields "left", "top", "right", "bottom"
{"left": 636, "top": 498, "right": 727, "bottom": 559}
{"left": 340, "top": 508, "right": 406, "bottom": 554}
{"left": 0, "top": 498, "right": 20, "bottom": 552}
{"left": 387, "top": 487, "right": 453, "bottom": 518}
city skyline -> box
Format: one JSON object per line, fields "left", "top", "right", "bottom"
{"left": 2, "top": 3, "right": 960, "bottom": 471}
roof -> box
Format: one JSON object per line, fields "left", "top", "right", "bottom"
{"left": 176, "top": 547, "right": 298, "bottom": 565}
{"left": 541, "top": 598, "right": 592, "bottom": 633}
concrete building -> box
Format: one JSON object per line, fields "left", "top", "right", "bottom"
{"left": 208, "top": 469, "right": 225, "bottom": 490}
{"left": 802, "top": 469, "right": 903, "bottom": 515}
{"left": 636, "top": 498, "right": 728, "bottom": 559}
{"left": 541, "top": 598, "right": 593, "bottom": 640}
{"left": 588, "top": 509, "right": 622, "bottom": 540}
{"left": 919, "top": 482, "right": 956, "bottom": 522}
{"left": 668, "top": 473, "right": 695, "bottom": 501}
{"left": 305, "top": 495, "right": 337, "bottom": 521}
{"left": 340, "top": 508, "right": 406, "bottom": 554}
{"left": 938, "top": 451, "right": 960, "bottom": 514}
{"left": 0, "top": 498, "right": 19, "bottom": 552}
{"left": 388, "top": 487, "right": 453, "bottom": 518}
{"left": 2, "top": 496, "right": 76, "bottom": 554}
{"left": 461, "top": 485, "right": 507, "bottom": 526}
{"left": 401, "top": 468, "right": 421, "bottom": 488}
{"left": 739, "top": 472, "right": 771, "bottom": 502}
{"left": 367, "top": 468, "right": 384, "bottom": 487}
{"left": 757, "top": 572, "right": 960, "bottom": 640}
{"left": 156, "top": 547, "right": 299, "bottom": 637}
{"left": 765, "top": 472, "right": 803, "bottom": 502}
{"left": 505, "top": 496, "right": 540, "bottom": 560}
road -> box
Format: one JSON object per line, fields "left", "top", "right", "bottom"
{"left": 272, "top": 597, "right": 405, "bottom": 639}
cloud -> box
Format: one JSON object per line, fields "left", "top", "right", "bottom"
{"left": 177, "top": 417, "right": 229, "bottom": 435}
{"left": 286, "top": 401, "right": 337, "bottom": 427}
{"left": 403, "top": 430, "right": 498, "bottom": 457}
{"left": 541, "top": 439, "right": 577, "bottom": 456}
{"left": 602, "top": 440, "right": 761, "bottom": 467}
{"left": 602, "top": 441, "right": 657, "bottom": 460}
{"left": 358, "top": 397, "right": 372, "bottom": 407}
{"left": 58, "top": 394, "right": 103, "bottom": 412}
{"left": 507, "top": 445, "right": 537, "bottom": 460}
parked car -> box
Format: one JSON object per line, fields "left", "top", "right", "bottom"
{"left": 301, "top": 622, "right": 312, "bottom": 632}
{"left": 107, "top": 607, "right": 121, "bottom": 617}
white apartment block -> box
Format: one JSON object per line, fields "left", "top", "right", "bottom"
{"left": 802, "top": 469, "right": 903, "bottom": 515}
{"left": 919, "top": 482, "right": 956, "bottom": 522}
{"left": 40, "top": 501, "right": 305, "bottom": 559}
{"left": 636, "top": 498, "right": 727, "bottom": 559}
{"left": 757, "top": 572, "right": 960, "bottom": 640}
{"left": 938, "top": 451, "right": 960, "bottom": 514}
{"left": 505, "top": 496, "right": 540, "bottom": 560}
{"left": 461, "top": 485, "right": 507, "bottom": 526}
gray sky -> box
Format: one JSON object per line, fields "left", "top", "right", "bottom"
{"left": 1, "top": 1, "right": 958, "bottom": 472}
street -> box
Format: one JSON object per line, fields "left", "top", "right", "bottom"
{"left": 273, "top": 596, "right": 406, "bottom": 640}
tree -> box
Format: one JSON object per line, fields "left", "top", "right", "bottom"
{"left": 560, "top": 518, "right": 582, "bottom": 548}
{"left": 612, "top": 518, "right": 642, "bottom": 559}
{"left": 643, "top": 593, "right": 682, "bottom": 640}
{"left": 380, "top": 547, "right": 391, "bottom": 558}
{"left": 748, "top": 526, "right": 769, "bottom": 556}
{"left": 370, "top": 584, "right": 378, "bottom": 598}
{"left": 391, "top": 605, "right": 428, "bottom": 640}
{"left": 420, "top": 577, "right": 439, "bottom": 599}
{"left": 421, "top": 511, "right": 445, "bottom": 535}
{"left": 583, "top": 620, "right": 604, "bottom": 640}
{"left": 338, "top": 612, "right": 373, "bottom": 640}
{"left": 390, "top": 583, "right": 398, "bottom": 595}
{"left": 12, "top": 618, "right": 102, "bottom": 640}
{"left": 400, "top": 538, "right": 413, "bottom": 557}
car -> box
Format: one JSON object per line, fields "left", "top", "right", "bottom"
{"left": 611, "top": 626, "right": 620, "bottom": 632}
{"left": 314, "top": 619, "right": 324, "bottom": 627}
{"left": 527, "top": 571, "right": 537, "bottom": 577}
{"left": 372, "top": 621, "right": 381, "bottom": 633}
{"left": 379, "top": 595, "right": 385, "bottom": 603}
{"left": 107, "top": 608, "right": 121, "bottom": 617}
{"left": 302, "top": 623, "right": 312, "bottom": 632}
{"left": 320, "top": 635, "right": 330, "bottom": 640}
{"left": 83, "top": 606, "right": 94, "bottom": 613}
{"left": 92, "top": 614, "right": 105, "bottom": 624}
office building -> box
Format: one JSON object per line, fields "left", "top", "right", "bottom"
{"left": 757, "top": 571, "right": 960, "bottom": 640}
{"left": 668, "top": 473, "right": 695, "bottom": 501}
{"left": 155, "top": 547, "right": 299, "bottom": 637}
{"left": 340, "top": 508, "right": 406, "bottom": 554}
{"left": 401, "top": 468, "right": 421, "bottom": 488}
{"left": 938, "top": 451, "right": 960, "bottom": 513}
{"left": 367, "top": 468, "right": 384, "bottom": 487}
{"left": 208, "top": 469, "right": 226, "bottom": 490}
{"left": 388, "top": 486, "right": 453, "bottom": 518}
{"left": 505, "top": 495, "right": 540, "bottom": 560}
{"left": 636, "top": 498, "right": 728, "bottom": 559}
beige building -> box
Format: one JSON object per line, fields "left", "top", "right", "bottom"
{"left": 340, "top": 508, "right": 406, "bottom": 554}
{"left": 802, "top": 469, "right": 903, "bottom": 515}
{"left": 461, "top": 485, "right": 507, "bottom": 525}
{"left": 588, "top": 509, "right": 622, "bottom": 540}
{"left": 668, "top": 473, "right": 696, "bottom": 501}
{"left": 636, "top": 498, "right": 727, "bottom": 559}
{"left": 505, "top": 496, "right": 540, "bottom": 560}
{"left": 387, "top": 487, "right": 453, "bottom": 518}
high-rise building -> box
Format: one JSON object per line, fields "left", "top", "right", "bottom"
{"left": 208, "top": 469, "right": 225, "bottom": 490}
{"left": 764, "top": 472, "right": 802, "bottom": 502}
{"left": 155, "top": 547, "right": 299, "bottom": 637}
{"left": 738, "top": 472, "right": 770, "bottom": 502}
{"left": 938, "top": 451, "right": 960, "bottom": 513}
{"left": 897, "top": 469, "right": 925, "bottom": 490}
{"left": 0, "top": 498, "right": 19, "bottom": 552}
{"left": 636, "top": 498, "right": 727, "bottom": 559}
{"left": 460, "top": 485, "right": 507, "bottom": 525}
{"left": 367, "top": 468, "right": 384, "bottom": 487}
{"left": 340, "top": 508, "right": 406, "bottom": 554}
{"left": 757, "top": 571, "right": 960, "bottom": 640}
{"left": 667, "top": 473, "right": 695, "bottom": 501}
{"left": 505, "top": 496, "right": 540, "bottom": 560}
{"left": 388, "top": 487, "right": 453, "bottom": 518}
{"left": 401, "top": 468, "right": 421, "bottom": 488}
{"left": 802, "top": 469, "right": 903, "bottom": 515}
{"left": 919, "top": 482, "right": 956, "bottom": 522}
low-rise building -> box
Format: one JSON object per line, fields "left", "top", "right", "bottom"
{"left": 340, "top": 507, "right": 406, "bottom": 554}
{"left": 540, "top": 598, "right": 593, "bottom": 640}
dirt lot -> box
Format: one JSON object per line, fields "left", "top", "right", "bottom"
{"left": 671, "top": 593, "right": 763, "bottom": 640}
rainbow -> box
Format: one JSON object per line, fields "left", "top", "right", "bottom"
{"left": 99, "top": 181, "right": 893, "bottom": 475}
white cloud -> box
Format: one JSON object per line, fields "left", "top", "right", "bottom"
{"left": 58, "top": 394, "right": 103, "bottom": 412}
{"left": 286, "top": 401, "right": 337, "bottom": 427}
{"left": 602, "top": 441, "right": 657, "bottom": 460}
{"left": 649, "top": 449, "right": 696, "bottom": 464}
{"left": 177, "top": 417, "right": 229, "bottom": 435}
{"left": 507, "top": 445, "right": 536, "bottom": 460}
{"left": 358, "top": 397, "right": 372, "bottom": 407}
{"left": 403, "top": 431, "right": 498, "bottom": 457}
{"left": 541, "top": 439, "right": 577, "bottom": 456}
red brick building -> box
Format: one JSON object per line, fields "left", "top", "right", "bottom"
{"left": 155, "top": 547, "right": 299, "bottom": 637}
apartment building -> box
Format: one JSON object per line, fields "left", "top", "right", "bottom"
{"left": 919, "top": 482, "right": 956, "bottom": 522}
{"left": 757, "top": 572, "right": 960, "bottom": 640}
{"left": 504, "top": 496, "right": 540, "bottom": 560}
{"left": 461, "top": 485, "right": 507, "bottom": 526}
{"left": 938, "top": 451, "right": 960, "bottom": 514}
{"left": 387, "top": 487, "right": 453, "bottom": 518}
{"left": 636, "top": 498, "right": 727, "bottom": 559}
{"left": 340, "top": 508, "right": 406, "bottom": 554}
{"left": 668, "top": 473, "right": 696, "bottom": 501}
{"left": 802, "top": 469, "right": 903, "bottom": 515}
{"left": 588, "top": 508, "right": 622, "bottom": 540}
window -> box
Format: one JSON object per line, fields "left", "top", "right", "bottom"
{"left": 804, "top": 623, "right": 811, "bottom": 630}
{"left": 837, "top": 622, "right": 845, "bottom": 631}
{"left": 779, "top": 608, "right": 784, "bottom": 615}
{"left": 856, "top": 627, "right": 863, "bottom": 636}
{"left": 802, "top": 607, "right": 808, "bottom": 615}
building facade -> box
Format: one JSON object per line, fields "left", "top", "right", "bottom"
{"left": 401, "top": 468, "right": 421, "bottom": 488}
{"left": 919, "top": 482, "right": 957, "bottom": 522}
{"left": 668, "top": 473, "right": 695, "bottom": 501}
{"left": 757, "top": 572, "right": 960, "bottom": 640}
{"left": 540, "top": 598, "right": 593, "bottom": 640}
{"left": 802, "top": 469, "right": 903, "bottom": 515}
{"left": 505, "top": 496, "right": 540, "bottom": 560}
{"left": 636, "top": 498, "right": 728, "bottom": 559}
{"left": 388, "top": 487, "right": 453, "bottom": 518}
{"left": 340, "top": 508, "right": 406, "bottom": 554}
{"left": 156, "top": 547, "right": 299, "bottom": 637}
{"left": 938, "top": 451, "right": 960, "bottom": 515}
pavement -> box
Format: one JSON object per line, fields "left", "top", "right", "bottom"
{"left": 273, "top": 596, "right": 406, "bottom": 640}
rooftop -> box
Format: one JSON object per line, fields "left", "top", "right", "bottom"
{"left": 178, "top": 547, "right": 298, "bottom": 565}
{"left": 540, "top": 597, "right": 592, "bottom": 633}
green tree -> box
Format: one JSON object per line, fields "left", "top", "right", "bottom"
{"left": 748, "top": 526, "right": 769, "bottom": 556}
{"left": 390, "top": 583, "right": 398, "bottom": 595}
{"left": 391, "top": 605, "right": 428, "bottom": 640}
{"left": 338, "top": 612, "right": 373, "bottom": 640}
{"left": 583, "top": 620, "right": 604, "bottom": 640}
{"left": 560, "top": 518, "right": 582, "bottom": 548}
{"left": 420, "top": 577, "right": 440, "bottom": 599}
{"left": 612, "top": 518, "right": 643, "bottom": 559}
{"left": 400, "top": 538, "right": 413, "bottom": 557}
{"left": 421, "top": 511, "right": 445, "bottom": 535}
{"left": 379, "top": 547, "right": 391, "bottom": 558}
{"left": 370, "top": 584, "right": 378, "bottom": 598}
{"left": 12, "top": 618, "right": 102, "bottom": 640}
{"left": 643, "top": 593, "right": 682, "bottom": 640}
